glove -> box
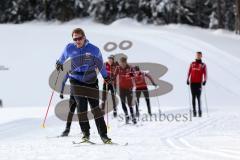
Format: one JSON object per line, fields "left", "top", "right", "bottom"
{"left": 187, "top": 80, "right": 190, "bottom": 85}
{"left": 153, "top": 83, "right": 158, "bottom": 87}
{"left": 56, "top": 61, "right": 63, "bottom": 71}
{"left": 203, "top": 81, "right": 206, "bottom": 86}
{"left": 104, "top": 76, "right": 112, "bottom": 84}
{"left": 60, "top": 93, "right": 64, "bottom": 99}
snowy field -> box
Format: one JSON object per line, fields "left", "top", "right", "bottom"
{"left": 0, "top": 18, "right": 240, "bottom": 160}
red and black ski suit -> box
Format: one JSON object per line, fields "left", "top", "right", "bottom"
{"left": 187, "top": 59, "right": 207, "bottom": 116}
{"left": 114, "top": 65, "right": 135, "bottom": 120}
{"left": 134, "top": 72, "right": 156, "bottom": 116}
{"left": 102, "top": 62, "right": 118, "bottom": 112}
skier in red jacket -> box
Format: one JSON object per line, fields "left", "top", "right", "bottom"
{"left": 102, "top": 55, "right": 119, "bottom": 117}
{"left": 187, "top": 52, "right": 207, "bottom": 117}
{"left": 134, "top": 66, "right": 157, "bottom": 117}
{"left": 114, "top": 57, "right": 137, "bottom": 124}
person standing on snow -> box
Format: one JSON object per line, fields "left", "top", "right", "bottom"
{"left": 114, "top": 57, "right": 137, "bottom": 124}
{"left": 133, "top": 66, "right": 157, "bottom": 117}
{"left": 187, "top": 51, "right": 207, "bottom": 117}
{"left": 56, "top": 28, "right": 112, "bottom": 143}
{"left": 101, "top": 55, "right": 119, "bottom": 117}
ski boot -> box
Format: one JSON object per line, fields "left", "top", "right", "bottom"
{"left": 148, "top": 111, "right": 152, "bottom": 117}
{"left": 101, "top": 135, "right": 112, "bottom": 144}
{"left": 125, "top": 115, "right": 130, "bottom": 124}
{"left": 81, "top": 131, "right": 90, "bottom": 141}
{"left": 136, "top": 111, "right": 140, "bottom": 118}
{"left": 113, "top": 110, "right": 117, "bottom": 118}
{"left": 198, "top": 110, "right": 202, "bottom": 117}
{"left": 132, "top": 114, "right": 137, "bottom": 124}
{"left": 61, "top": 128, "right": 70, "bottom": 137}
{"left": 132, "top": 117, "right": 137, "bottom": 124}
{"left": 193, "top": 110, "right": 197, "bottom": 117}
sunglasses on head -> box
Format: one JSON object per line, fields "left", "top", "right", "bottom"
{"left": 73, "top": 36, "right": 84, "bottom": 41}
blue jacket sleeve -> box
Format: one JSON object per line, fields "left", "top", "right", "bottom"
{"left": 58, "top": 44, "right": 70, "bottom": 64}
{"left": 94, "top": 49, "right": 108, "bottom": 78}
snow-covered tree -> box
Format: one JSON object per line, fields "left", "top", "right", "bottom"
{"left": 0, "top": 0, "right": 238, "bottom": 33}
{"left": 236, "top": 0, "right": 240, "bottom": 34}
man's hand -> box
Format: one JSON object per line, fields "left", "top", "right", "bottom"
{"left": 187, "top": 80, "right": 190, "bottom": 85}
{"left": 203, "top": 81, "right": 206, "bottom": 86}
{"left": 56, "top": 61, "right": 63, "bottom": 71}
{"left": 60, "top": 93, "right": 64, "bottom": 99}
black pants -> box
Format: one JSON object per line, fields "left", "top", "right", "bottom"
{"left": 65, "top": 96, "right": 77, "bottom": 130}
{"left": 190, "top": 83, "right": 202, "bottom": 113}
{"left": 135, "top": 88, "right": 151, "bottom": 115}
{"left": 70, "top": 79, "right": 107, "bottom": 137}
{"left": 120, "top": 89, "right": 134, "bottom": 118}
{"left": 102, "top": 83, "right": 117, "bottom": 111}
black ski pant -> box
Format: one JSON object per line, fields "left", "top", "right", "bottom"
{"left": 119, "top": 89, "right": 134, "bottom": 118}
{"left": 70, "top": 78, "right": 107, "bottom": 137}
{"left": 65, "top": 95, "right": 77, "bottom": 130}
{"left": 102, "top": 83, "right": 117, "bottom": 112}
{"left": 190, "top": 83, "right": 202, "bottom": 114}
{"left": 135, "top": 87, "right": 151, "bottom": 115}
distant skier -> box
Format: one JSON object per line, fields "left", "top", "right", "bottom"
{"left": 101, "top": 55, "right": 118, "bottom": 117}
{"left": 56, "top": 28, "right": 112, "bottom": 143}
{"left": 0, "top": 99, "right": 2, "bottom": 107}
{"left": 187, "top": 51, "right": 207, "bottom": 117}
{"left": 59, "top": 73, "right": 81, "bottom": 137}
{"left": 133, "top": 66, "right": 157, "bottom": 117}
{"left": 114, "top": 57, "right": 137, "bottom": 124}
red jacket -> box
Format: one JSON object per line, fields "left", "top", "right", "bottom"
{"left": 114, "top": 65, "right": 134, "bottom": 89}
{"left": 134, "top": 72, "right": 155, "bottom": 89}
{"left": 104, "top": 62, "right": 118, "bottom": 84}
{"left": 188, "top": 60, "right": 207, "bottom": 83}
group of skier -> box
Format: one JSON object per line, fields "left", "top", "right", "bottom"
{"left": 101, "top": 55, "right": 157, "bottom": 123}
{"left": 55, "top": 28, "right": 207, "bottom": 143}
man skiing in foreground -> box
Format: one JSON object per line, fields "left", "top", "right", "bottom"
{"left": 187, "top": 51, "right": 207, "bottom": 117}
{"left": 56, "top": 28, "right": 112, "bottom": 144}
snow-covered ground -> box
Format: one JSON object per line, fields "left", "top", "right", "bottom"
{"left": 0, "top": 18, "right": 240, "bottom": 159}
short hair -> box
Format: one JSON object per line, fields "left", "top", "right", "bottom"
{"left": 108, "top": 55, "right": 115, "bottom": 60}
{"left": 134, "top": 66, "right": 140, "bottom": 71}
{"left": 72, "top": 28, "right": 85, "bottom": 37}
{"left": 197, "top": 51, "right": 202, "bottom": 55}
{"left": 120, "top": 57, "right": 127, "bottom": 63}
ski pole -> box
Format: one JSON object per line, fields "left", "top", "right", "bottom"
{"left": 105, "top": 84, "right": 111, "bottom": 130}
{"left": 155, "top": 85, "right": 161, "bottom": 112}
{"left": 203, "top": 86, "right": 209, "bottom": 117}
{"left": 41, "top": 71, "right": 60, "bottom": 128}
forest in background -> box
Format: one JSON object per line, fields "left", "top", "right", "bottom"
{"left": 1, "top": 0, "right": 240, "bottom": 33}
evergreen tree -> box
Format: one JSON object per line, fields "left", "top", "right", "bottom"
{"left": 236, "top": 0, "right": 240, "bottom": 34}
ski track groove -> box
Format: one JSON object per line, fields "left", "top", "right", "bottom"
{"left": 162, "top": 115, "right": 240, "bottom": 159}
{"left": 178, "top": 138, "right": 240, "bottom": 159}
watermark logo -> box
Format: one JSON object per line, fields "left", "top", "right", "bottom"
{"left": 50, "top": 40, "right": 175, "bottom": 122}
